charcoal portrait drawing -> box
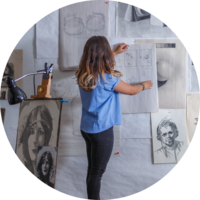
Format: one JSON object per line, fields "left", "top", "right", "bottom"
{"left": 17, "top": 105, "right": 53, "bottom": 175}
{"left": 36, "top": 147, "right": 57, "bottom": 188}
{"left": 155, "top": 117, "right": 184, "bottom": 162}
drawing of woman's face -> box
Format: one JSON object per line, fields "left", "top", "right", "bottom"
{"left": 52, "top": 80, "right": 67, "bottom": 97}
{"left": 41, "top": 158, "right": 50, "bottom": 176}
{"left": 28, "top": 121, "right": 45, "bottom": 161}
{"left": 160, "top": 126, "right": 175, "bottom": 147}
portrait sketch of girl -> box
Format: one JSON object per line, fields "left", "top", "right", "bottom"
{"left": 16, "top": 100, "right": 61, "bottom": 175}
{"left": 36, "top": 146, "right": 58, "bottom": 188}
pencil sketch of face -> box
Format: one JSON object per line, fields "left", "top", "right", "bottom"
{"left": 157, "top": 118, "right": 178, "bottom": 147}
{"left": 64, "top": 12, "right": 105, "bottom": 39}
{"left": 19, "top": 105, "right": 53, "bottom": 174}
{"left": 51, "top": 78, "right": 69, "bottom": 97}
{"left": 124, "top": 50, "right": 136, "bottom": 67}
{"left": 28, "top": 119, "right": 45, "bottom": 161}
{"left": 41, "top": 155, "right": 50, "bottom": 176}
{"left": 140, "top": 49, "right": 151, "bottom": 66}
{"left": 36, "top": 149, "right": 55, "bottom": 188}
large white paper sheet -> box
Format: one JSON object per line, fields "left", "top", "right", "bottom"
{"left": 116, "top": 2, "right": 177, "bottom": 38}
{"left": 151, "top": 109, "right": 188, "bottom": 164}
{"left": 113, "top": 43, "right": 159, "bottom": 113}
{"left": 50, "top": 66, "right": 121, "bottom": 157}
{"left": 186, "top": 93, "right": 200, "bottom": 142}
{"left": 109, "top": 1, "right": 134, "bottom": 46}
{"left": 55, "top": 139, "right": 175, "bottom": 199}
{"left": 121, "top": 114, "right": 151, "bottom": 138}
{"left": 59, "top": 1, "right": 110, "bottom": 70}
{"left": 135, "top": 39, "right": 187, "bottom": 109}
{"left": 188, "top": 55, "right": 199, "bottom": 92}
{"left": 36, "top": 10, "right": 59, "bottom": 58}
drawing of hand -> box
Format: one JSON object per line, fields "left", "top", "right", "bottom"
{"left": 142, "top": 80, "right": 153, "bottom": 90}
{"left": 113, "top": 43, "right": 129, "bottom": 56}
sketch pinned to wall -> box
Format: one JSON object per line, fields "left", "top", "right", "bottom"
{"left": 187, "top": 93, "right": 200, "bottom": 142}
{"left": 15, "top": 99, "right": 62, "bottom": 179}
{"left": 124, "top": 50, "right": 136, "bottom": 67}
{"left": 36, "top": 146, "right": 58, "bottom": 188}
{"left": 113, "top": 43, "right": 158, "bottom": 114}
{"left": 151, "top": 109, "right": 188, "bottom": 164}
{"left": 1, "top": 50, "right": 23, "bottom": 91}
{"left": 59, "top": 1, "right": 109, "bottom": 70}
{"left": 188, "top": 55, "right": 199, "bottom": 92}
{"left": 135, "top": 39, "right": 187, "bottom": 109}
{"left": 116, "top": 2, "right": 177, "bottom": 38}
{"left": 139, "top": 49, "right": 152, "bottom": 66}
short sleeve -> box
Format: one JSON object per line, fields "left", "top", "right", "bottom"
{"left": 104, "top": 75, "right": 121, "bottom": 91}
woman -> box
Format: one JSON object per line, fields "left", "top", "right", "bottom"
{"left": 36, "top": 151, "right": 54, "bottom": 188}
{"left": 19, "top": 105, "right": 53, "bottom": 175}
{"left": 75, "top": 36, "right": 152, "bottom": 199}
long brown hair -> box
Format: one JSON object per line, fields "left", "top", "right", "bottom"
{"left": 75, "top": 36, "right": 122, "bottom": 91}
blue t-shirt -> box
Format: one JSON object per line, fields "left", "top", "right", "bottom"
{"left": 79, "top": 73, "right": 122, "bottom": 133}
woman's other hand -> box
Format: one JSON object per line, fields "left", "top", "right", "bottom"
{"left": 113, "top": 43, "right": 129, "bottom": 56}
{"left": 142, "top": 80, "right": 153, "bottom": 90}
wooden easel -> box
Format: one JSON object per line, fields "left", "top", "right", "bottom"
{"left": 31, "top": 63, "right": 53, "bottom": 99}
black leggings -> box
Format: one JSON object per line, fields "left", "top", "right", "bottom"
{"left": 81, "top": 127, "right": 114, "bottom": 200}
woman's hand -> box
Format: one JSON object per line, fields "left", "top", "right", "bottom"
{"left": 142, "top": 80, "right": 153, "bottom": 90}
{"left": 113, "top": 43, "right": 129, "bottom": 56}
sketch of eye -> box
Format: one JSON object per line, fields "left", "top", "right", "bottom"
{"left": 86, "top": 12, "right": 105, "bottom": 31}
{"left": 64, "top": 15, "right": 84, "bottom": 35}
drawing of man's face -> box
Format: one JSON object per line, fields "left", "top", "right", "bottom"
{"left": 159, "top": 126, "right": 176, "bottom": 147}
{"left": 28, "top": 121, "right": 45, "bottom": 161}
{"left": 41, "top": 158, "right": 50, "bottom": 176}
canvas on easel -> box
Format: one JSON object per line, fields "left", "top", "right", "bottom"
{"left": 15, "top": 99, "right": 62, "bottom": 188}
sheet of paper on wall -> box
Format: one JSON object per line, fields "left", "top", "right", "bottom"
{"left": 114, "top": 43, "right": 159, "bottom": 113}
{"left": 121, "top": 114, "right": 151, "bottom": 138}
{"left": 188, "top": 55, "right": 199, "bottom": 92}
{"left": 1, "top": 49, "right": 23, "bottom": 91}
{"left": 36, "top": 10, "right": 59, "bottom": 58}
{"left": 135, "top": 39, "right": 187, "bottom": 109}
{"left": 187, "top": 93, "right": 200, "bottom": 142}
{"left": 116, "top": 2, "right": 177, "bottom": 38}
{"left": 50, "top": 66, "right": 121, "bottom": 157}
{"left": 151, "top": 109, "right": 188, "bottom": 164}
{"left": 59, "top": 1, "right": 109, "bottom": 70}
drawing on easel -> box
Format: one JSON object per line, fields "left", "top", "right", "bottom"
{"left": 16, "top": 99, "right": 62, "bottom": 179}
{"left": 139, "top": 49, "right": 152, "bottom": 66}
{"left": 124, "top": 50, "right": 136, "bottom": 67}
{"left": 36, "top": 146, "right": 58, "bottom": 188}
{"left": 151, "top": 110, "right": 188, "bottom": 164}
